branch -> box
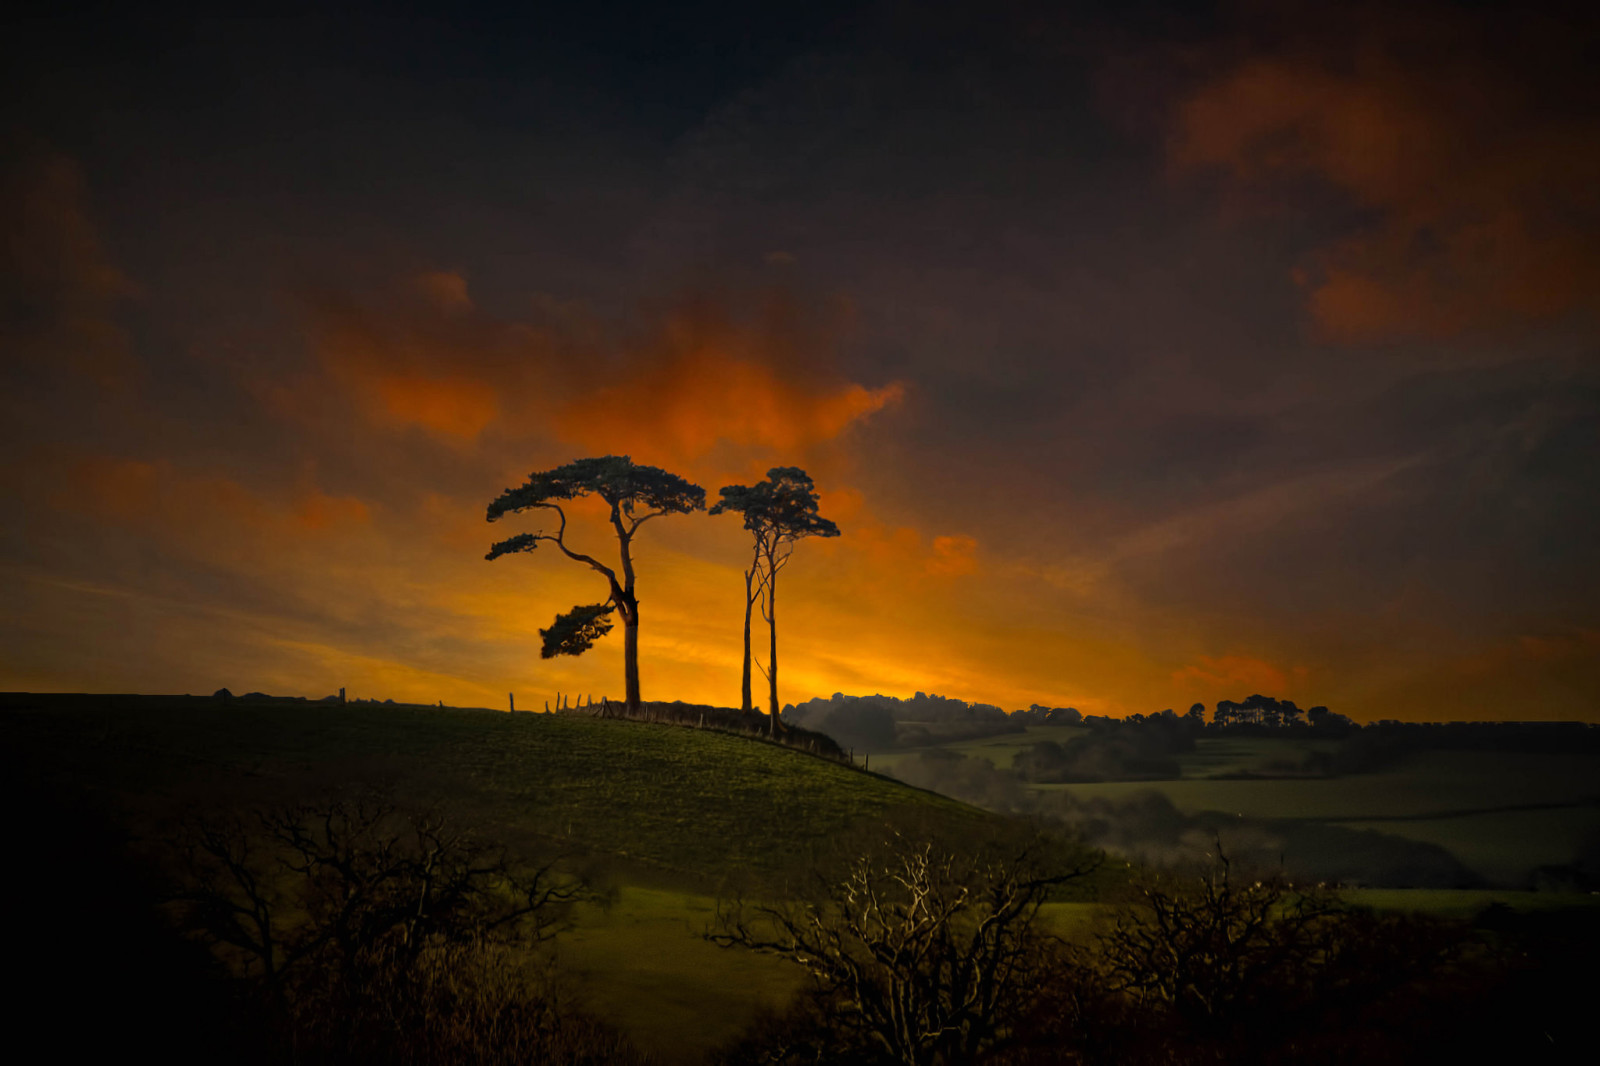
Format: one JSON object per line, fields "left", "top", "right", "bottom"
{"left": 486, "top": 501, "right": 619, "bottom": 588}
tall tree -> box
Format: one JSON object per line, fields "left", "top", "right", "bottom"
{"left": 486, "top": 456, "right": 705, "bottom": 713}
{"left": 711, "top": 467, "right": 839, "bottom": 732}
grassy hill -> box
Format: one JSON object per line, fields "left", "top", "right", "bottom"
{"left": 5, "top": 692, "right": 1062, "bottom": 1061}
{"left": 1, "top": 692, "right": 1001, "bottom": 887}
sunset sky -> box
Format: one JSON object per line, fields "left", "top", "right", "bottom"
{"left": 4, "top": 1, "right": 1597, "bottom": 721}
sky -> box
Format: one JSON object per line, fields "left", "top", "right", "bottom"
{"left": 3, "top": 1, "right": 1597, "bottom": 722}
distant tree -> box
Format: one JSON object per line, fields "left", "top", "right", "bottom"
{"left": 1185, "top": 703, "right": 1206, "bottom": 730}
{"left": 487, "top": 456, "right": 705, "bottom": 712}
{"left": 711, "top": 467, "right": 839, "bottom": 731}
{"left": 1237, "top": 693, "right": 1274, "bottom": 727}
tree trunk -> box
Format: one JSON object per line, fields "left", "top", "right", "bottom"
{"left": 767, "top": 568, "right": 780, "bottom": 735}
{"left": 622, "top": 598, "right": 641, "bottom": 713}
{"left": 740, "top": 565, "right": 755, "bottom": 715}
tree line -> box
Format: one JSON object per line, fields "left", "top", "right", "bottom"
{"left": 485, "top": 456, "right": 837, "bottom": 734}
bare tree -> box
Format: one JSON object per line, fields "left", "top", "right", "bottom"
{"left": 1092, "top": 845, "right": 1346, "bottom": 1035}
{"left": 171, "top": 792, "right": 597, "bottom": 1061}
{"left": 1076, "top": 840, "right": 1468, "bottom": 1063}
{"left": 711, "top": 826, "right": 1098, "bottom": 1064}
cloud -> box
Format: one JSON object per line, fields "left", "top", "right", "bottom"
{"left": 829, "top": 515, "right": 985, "bottom": 588}
{"left": 927, "top": 534, "right": 979, "bottom": 576}
{"left": 1456, "top": 628, "right": 1600, "bottom": 679}
{"left": 62, "top": 454, "right": 372, "bottom": 547}
{"left": 299, "top": 278, "right": 559, "bottom": 444}
{"left": 1362, "top": 625, "right": 1600, "bottom": 722}
{"left": 1168, "top": 5, "right": 1600, "bottom": 343}
{"left": 371, "top": 374, "right": 500, "bottom": 441}
{"left": 293, "top": 278, "right": 903, "bottom": 464}
{"left": 415, "top": 270, "right": 472, "bottom": 312}
{"left": 1172, "top": 653, "right": 1307, "bottom": 699}
{"left": 554, "top": 308, "right": 905, "bottom": 465}
{"left": 0, "top": 149, "right": 137, "bottom": 387}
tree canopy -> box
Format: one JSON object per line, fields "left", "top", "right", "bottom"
{"left": 710, "top": 466, "right": 840, "bottom": 545}
{"left": 487, "top": 456, "right": 705, "bottom": 532}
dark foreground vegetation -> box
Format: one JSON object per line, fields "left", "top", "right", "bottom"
{"left": 10, "top": 779, "right": 647, "bottom": 1064}
{"left": 709, "top": 829, "right": 1600, "bottom": 1065}
{"left": 5, "top": 692, "right": 1597, "bottom": 1063}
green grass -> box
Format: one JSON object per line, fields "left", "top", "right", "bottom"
{"left": 1031, "top": 749, "right": 1598, "bottom": 820}
{"left": 872, "top": 724, "right": 1600, "bottom": 889}
{"left": 1, "top": 693, "right": 989, "bottom": 886}
{"left": 1343, "top": 888, "right": 1600, "bottom": 916}
{"left": 1028, "top": 750, "right": 1599, "bottom": 886}
{"left": 3, "top": 693, "right": 1028, "bottom": 1062}
{"left": 1332, "top": 807, "right": 1600, "bottom": 888}
{"left": 558, "top": 887, "right": 804, "bottom": 1065}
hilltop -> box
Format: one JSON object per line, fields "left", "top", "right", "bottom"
{"left": 1, "top": 691, "right": 1000, "bottom": 889}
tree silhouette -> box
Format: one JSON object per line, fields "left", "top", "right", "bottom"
{"left": 711, "top": 467, "right": 839, "bottom": 732}
{"left": 486, "top": 456, "right": 705, "bottom": 712}
{"left": 711, "top": 827, "right": 1096, "bottom": 1063}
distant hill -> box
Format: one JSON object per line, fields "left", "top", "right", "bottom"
{"left": 1, "top": 692, "right": 1000, "bottom": 888}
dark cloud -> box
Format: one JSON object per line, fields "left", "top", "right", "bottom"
{"left": 1168, "top": 2, "right": 1600, "bottom": 342}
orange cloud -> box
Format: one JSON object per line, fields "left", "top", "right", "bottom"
{"left": 371, "top": 374, "right": 499, "bottom": 440}
{"left": 295, "top": 274, "right": 568, "bottom": 444}
{"left": 1171, "top": 653, "right": 1305, "bottom": 698}
{"left": 1169, "top": 9, "right": 1600, "bottom": 343}
{"left": 292, "top": 277, "right": 901, "bottom": 465}
{"left": 927, "top": 534, "right": 979, "bottom": 577}
{"left": 832, "top": 517, "right": 986, "bottom": 587}
{"left": 556, "top": 331, "right": 904, "bottom": 464}
{"left": 64, "top": 454, "right": 371, "bottom": 542}
{"left": 1457, "top": 629, "right": 1600, "bottom": 678}
{"left": 294, "top": 488, "right": 372, "bottom": 531}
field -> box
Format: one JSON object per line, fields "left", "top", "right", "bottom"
{"left": 879, "top": 726, "right": 1600, "bottom": 888}
{"left": 558, "top": 887, "right": 803, "bottom": 1062}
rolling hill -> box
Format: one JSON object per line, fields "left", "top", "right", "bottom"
{"left": 1, "top": 692, "right": 999, "bottom": 887}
